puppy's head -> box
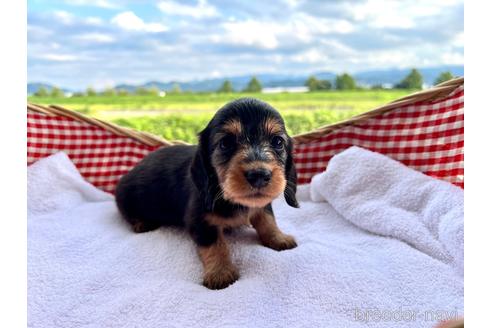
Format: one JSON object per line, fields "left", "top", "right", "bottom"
{"left": 191, "top": 98, "right": 298, "bottom": 210}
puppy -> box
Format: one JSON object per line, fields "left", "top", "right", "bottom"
{"left": 115, "top": 98, "right": 299, "bottom": 290}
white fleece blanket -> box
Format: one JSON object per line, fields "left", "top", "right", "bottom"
{"left": 28, "top": 148, "right": 463, "bottom": 328}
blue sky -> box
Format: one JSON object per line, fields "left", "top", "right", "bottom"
{"left": 28, "top": 0, "right": 464, "bottom": 90}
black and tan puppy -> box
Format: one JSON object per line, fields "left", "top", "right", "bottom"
{"left": 115, "top": 98, "right": 299, "bottom": 290}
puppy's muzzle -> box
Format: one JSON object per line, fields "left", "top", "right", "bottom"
{"left": 244, "top": 168, "right": 272, "bottom": 189}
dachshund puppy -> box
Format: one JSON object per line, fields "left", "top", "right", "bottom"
{"left": 115, "top": 98, "right": 299, "bottom": 290}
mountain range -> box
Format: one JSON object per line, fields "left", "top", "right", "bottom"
{"left": 27, "top": 65, "right": 464, "bottom": 94}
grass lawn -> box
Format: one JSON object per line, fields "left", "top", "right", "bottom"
{"left": 28, "top": 90, "right": 412, "bottom": 143}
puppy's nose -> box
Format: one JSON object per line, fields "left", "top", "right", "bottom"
{"left": 244, "top": 168, "right": 272, "bottom": 189}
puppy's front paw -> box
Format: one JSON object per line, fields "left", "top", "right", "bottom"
{"left": 263, "top": 233, "right": 297, "bottom": 251}
{"left": 203, "top": 265, "right": 239, "bottom": 290}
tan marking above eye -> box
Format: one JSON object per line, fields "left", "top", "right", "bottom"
{"left": 264, "top": 118, "right": 284, "bottom": 135}
{"left": 222, "top": 119, "right": 242, "bottom": 135}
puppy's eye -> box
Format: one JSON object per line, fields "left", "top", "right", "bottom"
{"left": 271, "top": 136, "right": 284, "bottom": 150}
{"left": 219, "top": 136, "right": 235, "bottom": 150}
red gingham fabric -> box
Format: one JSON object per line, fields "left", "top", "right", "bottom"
{"left": 294, "top": 86, "right": 464, "bottom": 188}
{"left": 27, "top": 85, "right": 464, "bottom": 193}
{"left": 27, "top": 112, "right": 161, "bottom": 193}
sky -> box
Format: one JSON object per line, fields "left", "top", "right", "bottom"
{"left": 27, "top": 0, "right": 464, "bottom": 90}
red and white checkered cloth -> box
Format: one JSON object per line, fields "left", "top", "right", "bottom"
{"left": 294, "top": 86, "right": 464, "bottom": 188}
{"left": 27, "top": 113, "right": 161, "bottom": 192}
{"left": 27, "top": 85, "right": 464, "bottom": 193}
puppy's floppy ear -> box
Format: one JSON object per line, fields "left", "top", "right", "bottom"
{"left": 190, "top": 127, "right": 215, "bottom": 211}
{"left": 284, "top": 138, "right": 299, "bottom": 208}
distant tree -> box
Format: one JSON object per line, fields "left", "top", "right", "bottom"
{"left": 117, "top": 89, "right": 129, "bottom": 96}
{"left": 135, "top": 87, "right": 149, "bottom": 95}
{"left": 148, "top": 86, "right": 160, "bottom": 96}
{"left": 218, "top": 80, "right": 234, "bottom": 93}
{"left": 50, "top": 87, "right": 65, "bottom": 98}
{"left": 169, "top": 83, "right": 182, "bottom": 94}
{"left": 33, "top": 86, "right": 49, "bottom": 97}
{"left": 102, "top": 87, "right": 116, "bottom": 97}
{"left": 305, "top": 76, "right": 319, "bottom": 91}
{"left": 71, "top": 92, "right": 85, "bottom": 97}
{"left": 317, "top": 79, "right": 332, "bottom": 90}
{"left": 86, "top": 86, "right": 97, "bottom": 96}
{"left": 305, "top": 76, "right": 332, "bottom": 91}
{"left": 335, "top": 73, "right": 357, "bottom": 90}
{"left": 395, "top": 68, "right": 423, "bottom": 89}
{"left": 434, "top": 71, "right": 454, "bottom": 85}
{"left": 243, "top": 76, "right": 262, "bottom": 93}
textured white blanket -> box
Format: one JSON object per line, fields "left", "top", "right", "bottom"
{"left": 28, "top": 148, "right": 463, "bottom": 328}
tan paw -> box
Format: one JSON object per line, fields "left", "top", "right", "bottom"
{"left": 263, "top": 233, "right": 298, "bottom": 251}
{"left": 203, "top": 265, "right": 239, "bottom": 290}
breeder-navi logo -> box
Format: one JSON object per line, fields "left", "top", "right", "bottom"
{"left": 350, "top": 307, "right": 460, "bottom": 324}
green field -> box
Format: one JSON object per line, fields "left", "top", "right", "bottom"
{"left": 28, "top": 90, "right": 411, "bottom": 143}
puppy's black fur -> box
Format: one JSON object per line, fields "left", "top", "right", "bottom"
{"left": 115, "top": 98, "right": 298, "bottom": 289}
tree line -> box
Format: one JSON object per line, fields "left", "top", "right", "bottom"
{"left": 303, "top": 69, "right": 455, "bottom": 92}
{"left": 217, "top": 69, "right": 454, "bottom": 93}
{"left": 32, "top": 70, "right": 456, "bottom": 97}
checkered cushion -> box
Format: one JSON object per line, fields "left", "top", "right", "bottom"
{"left": 294, "top": 86, "right": 464, "bottom": 188}
{"left": 27, "top": 85, "right": 464, "bottom": 192}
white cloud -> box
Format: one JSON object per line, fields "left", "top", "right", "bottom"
{"left": 453, "top": 32, "right": 464, "bottom": 47}
{"left": 320, "top": 39, "right": 355, "bottom": 55}
{"left": 296, "top": 15, "right": 355, "bottom": 35}
{"left": 40, "top": 11, "right": 103, "bottom": 28}
{"left": 27, "top": 25, "right": 53, "bottom": 38}
{"left": 53, "top": 11, "right": 74, "bottom": 25}
{"left": 111, "top": 11, "right": 168, "bottom": 33}
{"left": 350, "top": 0, "right": 462, "bottom": 29}
{"left": 76, "top": 33, "right": 114, "bottom": 43}
{"left": 38, "top": 53, "right": 79, "bottom": 62}
{"left": 214, "top": 14, "right": 356, "bottom": 51}
{"left": 284, "top": 0, "right": 300, "bottom": 9}
{"left": 361, "top": 49, "right": 419, "bottom": 67}
{"left": 64, "top": 0, "right": 119, "bottom": 9}
{"left": 210, "top": 70, "right": 221, "bottom": 78}
{"left": 334, "top": 43, "right": 464, "bottom": 72}
{"left": 292, "top": 49, "right": 326, "bottom": 64}
{"left": 291, "top": 41, "right": 352, "bottom": 65}
{"left": 158, "top": 0, "right": 218, "bottom": 19}
{"left": 49, "top": 42, "right": 61, "bottom": 49}
{"left": 217, "top": 20, "right": 280, "bottom": 50}
{"left": 441, "top": 52, "right": 464, "bottom": 65}
{"left": 85, "top": 16, "right": 104, "bottom": 26}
